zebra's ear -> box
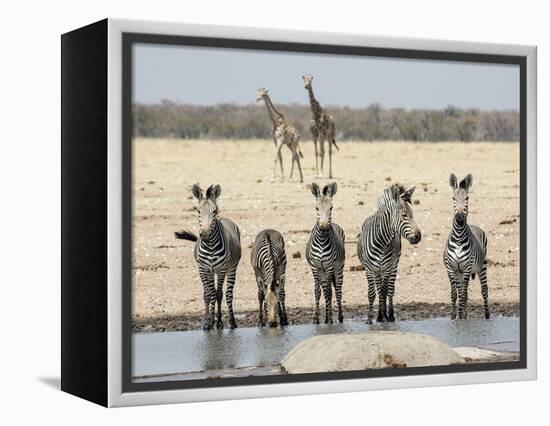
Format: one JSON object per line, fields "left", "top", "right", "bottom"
{"left": 390, "top": 184, "right": 401, "bottom": 201}
{"left": 449, "top": 173, "right": 458, "bottom": 192}
{"left": 192, "top": 183, "right": 203, "bottom": 200}
{"left": 323, "top": 182, "right": 338, "bottom": 197}
{"left": 307, "top": 183, "right": 320, "bottom": 198}
{"left": 460, "top": 174, "right": 473, "bottom": 190}
{"left": 206, "top": 184, "right": 222, "bottom": 201}
{"left": 401, "top": 186, "right": 415, "bottom": 203}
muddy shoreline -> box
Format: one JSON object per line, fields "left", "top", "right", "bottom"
{"left": 133, "top": 301, "right": 519, "bottom": 332}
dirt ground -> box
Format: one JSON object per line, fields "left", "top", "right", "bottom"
{"left": 132, "top": 138, "right": 520, "bottom": 331}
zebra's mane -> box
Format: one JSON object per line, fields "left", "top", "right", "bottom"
{"left": 377, "top": 183, "right": 407, "bottom": 209}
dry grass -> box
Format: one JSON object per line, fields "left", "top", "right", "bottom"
{"left": 132, "top": 138, "right": 520, "bottom": 324}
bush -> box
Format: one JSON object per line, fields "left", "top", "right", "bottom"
{"left": 133, "top": 102, "right": 519, "bottom": 142}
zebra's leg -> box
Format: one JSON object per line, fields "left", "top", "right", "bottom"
{"left": 312, "top": 269, "right": 321, "bottom": 324}
{"left": 335, "top": 267, "right": 344, "bottom": 323}
{"left": 225, "top": 268, "right": 238, "bottom": 329}
{"left": 376, "top": 276, "right": 387, "bottom": 322}
{"left": 447, "top": 271, "right": 458, "bottom": 320}
{"left": 386, "top": 273, "right": 397, "bottom": 322}
{"left": 215, "top": 272, "right": 226, "bottom": 329}
{"left": 199, "top": 267, "right": 216, "bottom": 331}
{"left": 279, "top": 276, "right": 289, "bottom": 326}
{"left": 365, "top": 272, "right": 376, "bottom": 324}
{"left": 479, "top": 266, "right": 490, "bottom": 319}
{"left": 458, "top": 274, "right": 470, "bottom": 320}
{"left": 257, "top": 281, "right": 265, "bottom": 327}
{"left": 322, "top": 274, "right": 334, "bottom": 324}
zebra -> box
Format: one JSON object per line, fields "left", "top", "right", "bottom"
{"left": 250, "top": 229, "right": 289, "bottom": 327}
{"left": 357, "top": 184, "right": 421, "bottom": 324}
{"left": 305, "top": 182, "right": 346, "bottom": 324}
{"left": 174, "top": 183, "right": 242, "bottom": 330}
{"left": 444, "top": 173, "right": 490, "bottom": 320}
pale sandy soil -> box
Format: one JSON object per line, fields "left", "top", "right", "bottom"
{"left": 132, "top": 139, "right": 520, "bottom": 331}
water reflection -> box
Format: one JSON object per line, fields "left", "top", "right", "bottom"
{"left": 133, "top": 317, "right": 519, "bottom": 378}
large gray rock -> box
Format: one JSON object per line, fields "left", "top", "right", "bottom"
{"left": 281, "top": 331, "right": 464, "bottom": 374}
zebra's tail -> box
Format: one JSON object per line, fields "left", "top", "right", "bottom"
{"left": 332, "top": 139, "right": 340, "bottom": 151}
{"left": 471, "top": 273, "right": 476, "bottom": 280}
{"left": 174, "top": 230, "right": 198, "bottom": 242}
{"left": 299, "top": 149, "right": 304, "bottom": 158}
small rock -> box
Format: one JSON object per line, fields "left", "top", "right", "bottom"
{"left": 385, "top": 176, "right": 392, "bottom": 181}
{"left": 358, "top": 201, "right": 364, "bottom": 206}
{"left": 292, "top": 251, "right": 301, "bottom": 259}
{"left": 413, "top": 199, "right": 420, "bottom": 205}
{"left": 350, "top": 265, "right": 365, "bottom": 271}
{"left": 257, "top": 179, "right": 262, "bottom": 183}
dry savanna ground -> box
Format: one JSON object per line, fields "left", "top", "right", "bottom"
{"left": 132, "top": 138, "right": 520, "bottom": 331}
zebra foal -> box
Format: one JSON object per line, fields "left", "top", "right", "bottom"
{"left": 305, "top": 182, "right": 346, "bottom": 324}
{"left": 250, "top": 229, "right": 289, "bottom": 327}
{"left": 444, "top": 173, "right": 490, "bottom": 320}
{"left": 175, "top": 183, "right": 242, "bottom": 330}
{"left": 357, "top": 184, "right": 421, "bottom": 323}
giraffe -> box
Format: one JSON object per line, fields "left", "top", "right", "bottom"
{"left": 302, "top": 74, "right": 339, "bottom": 179}
{"left": 256, "top": 88, "right": 304, "bottom": 183}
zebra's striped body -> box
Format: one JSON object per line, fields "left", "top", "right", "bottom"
{"left": 305, "top": 182, "right": 346, "bottom": 324}
{"left": 444, "top": 173, "right": 490, "bottom": 319}
{"left": 357, "top": 184, "right": 421, "bottom": 323}
{"left": 175, "top": 184, "right": 242, "bottom": 330}
{"left": 250, "top": 229, "right": 288, "bottom": 327}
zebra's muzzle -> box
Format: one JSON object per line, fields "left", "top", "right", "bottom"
{"left": 455, "top": 212, "right": 466, "bottom": 225}
{"left": 409, "top": 231, "right": 421, "bottom": 244}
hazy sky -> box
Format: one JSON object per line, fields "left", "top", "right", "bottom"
{"left": 133, "top": 44, "right": 519, "bottom": 110}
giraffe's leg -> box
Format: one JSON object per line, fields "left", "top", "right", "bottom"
{"left": 290, "top": 150, "right": 295, "bottom": 178}
{"left": 278, "top": 148, "right": 284, "bottom": 180}
{"left": 215, "top": 272, "right": 226, "bottom": 329}
{"left": 225, "top": 268, "right": 238, "bottom": 329}
{"left": 272, "top": 139, "right": 283, "bottom": 182}
{"left": 479, "top": 266, "right": 490, "bottom": 319}
{"left": 319, "top": 136, "right": 325, "bottom": 178}
{"left": 328, "top": 132, "right": 334, "bottom": 179}
{"left": 458, "top": 273, "right": 470, "bottom": 319}
{"left": 294, "top": 150, "right": 304, "bottom": 183}
{"left": 335, "top": 265, "right": 344, "bottom": 323}
{"left": 312, "top": 269, "right": 321, "bottom": 324}
{"left": 312, "top": 131, "right": 319, "bottom": 178}
{"left": 199, "top": 266, "right": 216, "bottom": 330}
{"left": 447, "top": 270, "right": 458, "bottom": 320}
{"left": 365, "top": 272, "right": 377, "bottom": 324}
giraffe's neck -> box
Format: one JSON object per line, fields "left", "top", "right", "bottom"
{"left": 262, "top": 95, "right": 284, "bottom": 126}
{"left": 306, "top": 86, "right": 322, "bottom": 120}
